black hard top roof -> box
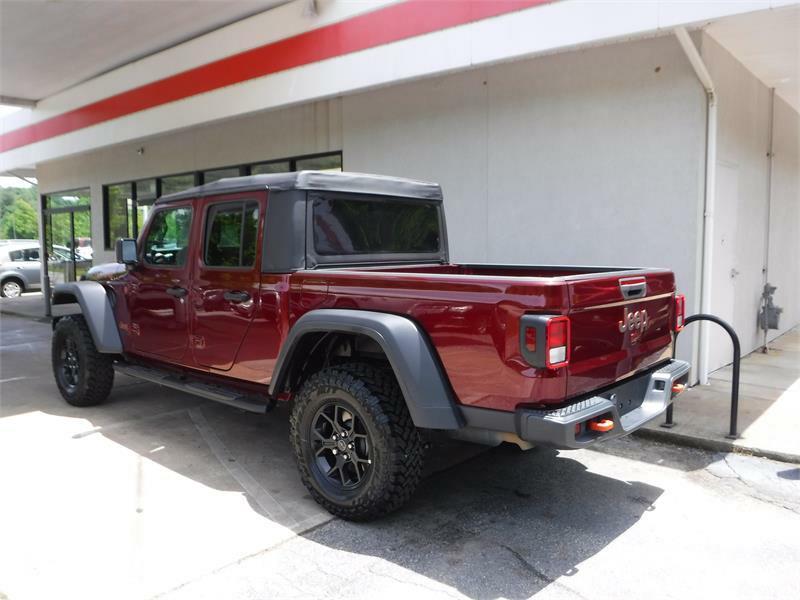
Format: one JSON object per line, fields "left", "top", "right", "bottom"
{"left": 156, "top": 170, "right": 443, "bottom": 204}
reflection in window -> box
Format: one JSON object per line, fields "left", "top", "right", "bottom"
{"left": 135, "top": 179, "right": 158, "bottom": 236}
{"left": 143, "top": 207, "right": 192, "bottom": 266}
{"left": 313, "top": 197, "right": 440, "bottom": 256}
{"left": 46, "top": 189, "right": 90, "bottom": 209}
{"left": 296, "top": 154, "right": 342, "bottom": 172}
{"left": 251, "top": 161, "right": 290, "bottom": 175}
{"left": 204, "top": 202, "right": 259, "bottom": 267}
{"left": 203, "top": 168, "right": 240, "bottom": 183}
{"left": 107, "top": 183, "right": 133, "bottom": 243}
{"left": 160, "top": 174, "right": 195, "bottom": 195}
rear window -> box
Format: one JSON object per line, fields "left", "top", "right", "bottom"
{"left": 313, "top": 197, "right": 441, "bottom": 256}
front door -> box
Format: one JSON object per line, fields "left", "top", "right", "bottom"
{"left": 191, "top": 194, "right": 263, "bottom": 370}
{"left": 127, "top": 203, "right": 195, "bottom": 362}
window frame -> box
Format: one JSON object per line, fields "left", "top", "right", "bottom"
{"left": 201, "top": 199, "right": 260, "bottom": 271}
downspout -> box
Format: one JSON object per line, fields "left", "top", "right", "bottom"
{"left": 675, "top": 26, "right": 717, "bottom": 385}
{"left": 762, "top": 87, "right": 776, "bottom": 353}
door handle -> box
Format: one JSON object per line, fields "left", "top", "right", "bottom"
{"left": 166, "top": 286, "right": 188, "bottom": 298}
{"left": 223, "top": 290, "right": 251, "bottom": 303}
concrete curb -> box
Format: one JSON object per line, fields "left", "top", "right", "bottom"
{"left": 634, "top": 428, "right": 800, "bottom": 465}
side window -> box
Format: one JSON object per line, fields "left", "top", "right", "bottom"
{"left": 204, "top": 201, "right": 259, "bottom": 268}
{"left": 143, "top": 206, "right": 193, "bottom": 266}
{"left": 24, "top": 248, "right": 40, "bottom": 261}
{"left": 8, "top": 250, "right": 23, "bottom": 262}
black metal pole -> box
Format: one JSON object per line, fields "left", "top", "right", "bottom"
{"left": 668, "top": 314, "right": 741, "bottom": 439}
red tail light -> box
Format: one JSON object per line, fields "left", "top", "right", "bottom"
{"left": 673, "top": 294, "right": 686, "bottom": 332}
{"left": 545, "top": 316, "right": 570, "bottom": 369}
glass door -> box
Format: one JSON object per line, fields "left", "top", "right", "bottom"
{"left": 43, "top": 189, "right": 92, "bottom": 288}
{"left": 47, "top": 212, "right": 76, "bottom": 285}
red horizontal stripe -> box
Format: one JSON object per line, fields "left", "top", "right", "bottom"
{"left": 0, "top": 0, "right": 550, "bottom": 153}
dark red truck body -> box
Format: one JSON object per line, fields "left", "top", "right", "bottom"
{"left": 53, "top": 171, "right": 690, "bottom": 518}
{"left": 98, "top": 173, "right": 686, "bottom": 441}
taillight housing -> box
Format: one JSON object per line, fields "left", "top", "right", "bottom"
{"left": 673, "top": 294, "right": 686, "bottom": 332}
{"left": 545, "top": 316, "right": 570, "bottom": 368}
{"left": 519, "top": 314, "right": 571, "bottom": 370}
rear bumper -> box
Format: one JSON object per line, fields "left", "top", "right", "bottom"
{"left": 461, "top": 359, "right": 690, "bottom": 450}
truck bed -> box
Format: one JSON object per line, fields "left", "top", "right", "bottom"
{"left": 289, "top": 262, "right": 676, "bottom": 411}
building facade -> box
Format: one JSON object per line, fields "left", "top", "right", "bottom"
{"left": 1, "top": 0, "right": 798, "bottom": 382}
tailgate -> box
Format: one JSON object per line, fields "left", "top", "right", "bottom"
{"left": 565, "top": 270, "right": 675, "bottom": 398}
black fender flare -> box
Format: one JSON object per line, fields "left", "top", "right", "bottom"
{"left": 52, "top": 281, "right": 123, "bottom": 354}
{"left": 269, "top": 309, "right": 465, "bottom": 430}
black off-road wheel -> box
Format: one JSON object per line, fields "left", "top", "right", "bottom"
{"left": 52, "top": 315, "right": 115, "bottom": 407}
{"left": 289, "top": 362, "right": 424, "bottom": 521}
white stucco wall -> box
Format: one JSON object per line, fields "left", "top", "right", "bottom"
{"left": 342, "top": 34, "right": 707, "bottom": 362}
{"left": 37, "top": 98, "right": 343, "bottom": 264}
{"left": 766, "top": 95, "right": 800, "bottom": 342}
{"left": 37, "top": 34, "right": 713, "bottom": 366}
{"left": 701, "top": 33, "right": 800, "bottom": 366}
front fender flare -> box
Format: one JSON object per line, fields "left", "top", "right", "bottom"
{"left": 270, "top": 309, "right": 464, "bottom": 430}
{"left": 52, "top": 281, "right": 123, "bottom": 354}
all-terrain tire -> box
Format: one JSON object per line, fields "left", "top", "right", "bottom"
{"left": 52, "top": 315, "right": 115, "bottom": 406}
{"left": 289, "top": 362, "right": 424, "bottom": 521}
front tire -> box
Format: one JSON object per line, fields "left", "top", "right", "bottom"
{"left": 52, "top": 315, "right": 115, "bottom": 406}
{"left": 289, "top": 362, "right": 424, "bottom": 521}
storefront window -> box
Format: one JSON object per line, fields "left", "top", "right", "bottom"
{"left": 47, "top": 190, "right": 91, "bottom": 209}
{"left": 103, "top": 152, "right": 341, "bottom": 249}
{"left": 160, "top": 174, "right": 195, "bottom": 195}
{"left": 296, "top": 154, "right": 342, "bottom": 172}
{"left": 203, "top": 167, "right": 240, "bottom": 183}
{"left": 106, "top": 183, "right": 133, "bottom": 244}
{"left": 251, "top": 160, "right": 290, "bottom": 175}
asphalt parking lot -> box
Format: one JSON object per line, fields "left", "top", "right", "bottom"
{"left": 1, "top": 312, "right": 799, "bottom": 600}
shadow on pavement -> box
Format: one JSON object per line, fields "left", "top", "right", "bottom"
{"left": 3, "top": 312, "right": 664, "bottom": 598}
{"left": 303, "top": 444, "right": 662, "bottom": 600}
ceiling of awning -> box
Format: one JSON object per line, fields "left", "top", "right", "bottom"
{"left": 0, "top": 0, "right": 288, "bottom": 102}
{"left": 706, "top": 4, "right": 799, "bottom": 112}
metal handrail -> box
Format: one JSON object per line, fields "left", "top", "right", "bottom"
{"left": 662, "top": 313, "right": 741, "bottom": 439}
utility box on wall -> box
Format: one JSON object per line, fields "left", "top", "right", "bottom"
{"left": 758, "top": 284, "right": 783, "bottom": 331}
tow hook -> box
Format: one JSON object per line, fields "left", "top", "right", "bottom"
{"left": 588, "top": 418, "right": 614, "bottom": 433}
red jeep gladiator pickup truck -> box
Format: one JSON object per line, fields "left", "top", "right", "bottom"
{"left": 51, "top": 171, "right": 689, "bottom": 520}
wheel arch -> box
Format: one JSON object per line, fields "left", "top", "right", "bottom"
{"left": 270, "top": 309, "right": 464, "bottom": 430}
{"left": 52, "top": 282, "right": 123, "bottom": 354}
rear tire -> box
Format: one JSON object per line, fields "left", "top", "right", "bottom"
{"left": 52, "top": 315, "right": 115, "bottom": 406}
{"left": 289, "top": 362, "right": 424, "bottom": 521}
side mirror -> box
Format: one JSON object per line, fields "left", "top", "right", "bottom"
{"left": 115, "top": 238, "right": 138, "bottom": 265}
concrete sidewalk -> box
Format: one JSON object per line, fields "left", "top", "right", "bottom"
{"left": 640, "top": 328, "right": 800, "bottom": 464}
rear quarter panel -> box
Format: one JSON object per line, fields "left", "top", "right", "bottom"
{"left": 290, "top": 270, "right": 570, "bottom": 411}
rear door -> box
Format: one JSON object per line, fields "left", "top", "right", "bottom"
{"left": 565, "top": 270, "right": 675, "bottom": 398}
{"left": 191, "top": 193, "right": 264, "bottom": 370}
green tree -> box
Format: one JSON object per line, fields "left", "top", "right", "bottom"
{"left": 0, "top": 197, "right": 38, "bottom": 239}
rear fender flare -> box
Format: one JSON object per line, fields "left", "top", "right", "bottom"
{"left": 52, "top": 281, "right": 123, "bottom": 354}
{"left": 270, "top": 309, "right": 464, "bottom": 430}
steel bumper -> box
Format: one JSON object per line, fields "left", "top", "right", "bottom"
{"left": 461, "top": 359, "right": 691, "bottom": 450}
